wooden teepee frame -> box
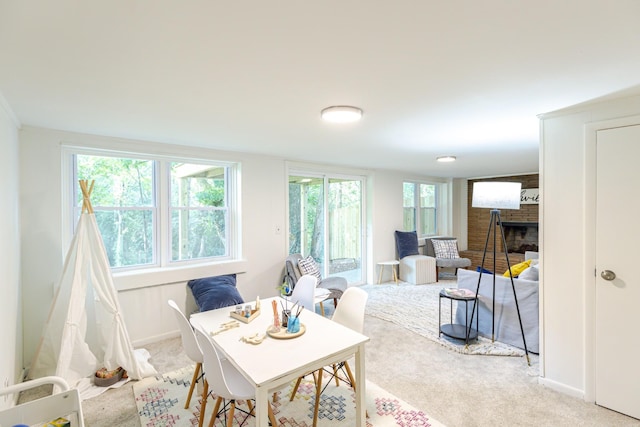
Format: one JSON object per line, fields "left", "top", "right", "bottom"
{"left": 79, "top": 179, "right": 95, "bottom": 214}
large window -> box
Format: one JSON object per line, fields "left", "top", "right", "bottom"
{"left": 71, "top": 150, "right": 235, "bottom": 270}
{"left": 75, "top": 155, "right": 155, "bottom": 267}
{"left": 170, "top": 163, "right": 228, "bottom": 262}
{"left": 403, "top": 182, "right": 437, "bottom": 236}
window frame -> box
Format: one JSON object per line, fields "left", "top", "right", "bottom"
{"left": 167, "top": 162, "right": 231, "bottom": 263}
{"left": 403, "top": 180, "right": 439, "bottom": 238}
{"left": 287, "top": 164, "right": 369, "bottom": 286}
{"left": 64, "top": 146, "right": 239, "bottom": 274}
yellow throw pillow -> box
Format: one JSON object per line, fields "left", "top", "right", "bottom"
{"left": 503, "top": 259, "right": 532, "bottom": 278}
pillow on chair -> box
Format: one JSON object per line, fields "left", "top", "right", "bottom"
{"left": 431, "top": 239, "right": 460, "bottom": 259}
{"left": 395, "top": 230, "right": 420, "bottom": 259}
{"left": 188, "top": 274, "right": 244, "bottom": 312}
{"left": 297, "top": 255, "right": 322, "bottom": 281}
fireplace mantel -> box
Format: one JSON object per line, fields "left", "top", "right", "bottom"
{"left": 500, "top": 221, "right": 538, "bottom": 228}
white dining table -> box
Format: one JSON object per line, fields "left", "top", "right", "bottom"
{"left": 190, "top": 296, "right": 369, "bottom": 426}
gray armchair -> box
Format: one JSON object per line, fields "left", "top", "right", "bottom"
{"left": 425, "top": 237, "right": 471, "bottom": 281}
{"left": 284, "top": 254, "right": 347, "bottom": 306}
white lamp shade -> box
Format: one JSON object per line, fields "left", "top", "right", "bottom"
{"left": 472, "top": 181, "right": 522, "bottom": 210}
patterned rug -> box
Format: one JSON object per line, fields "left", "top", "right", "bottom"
{"left": 135, "top": 365, "right": 445, "bottom": 426}
{"left": 361, "top": 280, "right": 527, "bottom": 357}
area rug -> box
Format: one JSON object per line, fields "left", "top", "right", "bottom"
{"left": 135, "top": 365, "right": 445, "bottom": 426}
{"left": 361, "top": 281, "right": 526, "bottom": 357}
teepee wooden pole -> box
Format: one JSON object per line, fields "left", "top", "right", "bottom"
{"left": 79, "top": 179, "right": 95, "bottom": 214}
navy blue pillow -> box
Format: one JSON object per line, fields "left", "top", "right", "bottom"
{"left": 476, "top": 266, "right": 494, "bottom": 275}
{"left": 188, "top": 274, "right": 244, "bottom": 312}
{"left": 395, "top": 230, "right": 420, "bottom": 259}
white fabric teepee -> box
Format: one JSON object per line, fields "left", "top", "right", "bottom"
{"left": 29, "top": 180, "right": 156, "bottom": 392}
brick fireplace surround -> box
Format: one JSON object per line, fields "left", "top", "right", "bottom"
{"left": 460, "top": 174, "right": 539, "bottom": 274}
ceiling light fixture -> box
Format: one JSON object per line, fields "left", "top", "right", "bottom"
{"left": 321, "top": 105, "right": 363, "bottom": 123}
{"left": 436, "top": 156, "right": 457, "bottom": 162}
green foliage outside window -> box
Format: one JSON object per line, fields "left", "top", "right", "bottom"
{"left": 76, "top": 155, "right": 154, "bottom": 268}
{"left": 170, "top": 163, "right": 228, "bottom": 261}
{"left": 75, "top": 154, "right": 230, "bottom": 268}
{"left": 288, "top": 177, "right": 324, "bottom": 262}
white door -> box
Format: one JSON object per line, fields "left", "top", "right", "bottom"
{"left": 595, "top": 124, "right": 640, "bottom": 419}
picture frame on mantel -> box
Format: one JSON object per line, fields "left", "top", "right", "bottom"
{"left": 521, "top": 188, "right": 539, "bottom": 204}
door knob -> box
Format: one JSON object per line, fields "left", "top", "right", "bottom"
{"left": 600, "top": 270, "right": 616, "bottom": 281}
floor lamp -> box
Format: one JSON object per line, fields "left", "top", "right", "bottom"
{"left": 469, "top": 181, "right": 530, "bottom": 365}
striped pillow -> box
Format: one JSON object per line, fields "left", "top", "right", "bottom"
{"left": 432, "top": 239, "right": 460, "bottom": 259}
{"left": 297, "top": 256, "right": 322, "bottom": 281}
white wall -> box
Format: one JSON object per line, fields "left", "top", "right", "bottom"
{"left": 368, "top": 170, "right": 452, "bottom": 274}
{"left": 539, "top": 89, "right": 640, "bottom": 398}
{"left": 0, "top": 96, "right": 21, "bottom": 405}
{"left": 18, "top": 126, "right": 451, "bottom": 367}
{"left": 451, "top": 178, "right": 468, "bottom": 250}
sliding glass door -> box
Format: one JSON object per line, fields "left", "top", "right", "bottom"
{"left": 288, "top": 173, "right": 364, "bottom": 284}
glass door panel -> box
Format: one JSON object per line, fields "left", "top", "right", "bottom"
{"left": 288, "top": 175, "right": 325, "bottom": 272}
{"left": 328, "top": 178, "right": 362, "bottom": 283}
{"left": 288, "top": 173, "right": 365, "bottom": 285}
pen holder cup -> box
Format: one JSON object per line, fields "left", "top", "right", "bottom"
{"left": 281, "top": 310, "right": 291, "bottom": 327}
{"left": 287, "top": 316, "right": 300, "bottom": 334}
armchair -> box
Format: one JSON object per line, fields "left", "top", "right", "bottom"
{"left": 425, "top": 237, "right": 471, "bottom": 281}
{"left": 284, "top": 254, "right": 347, "bottom": 307}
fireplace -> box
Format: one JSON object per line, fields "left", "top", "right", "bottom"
{"left": 501, "top": 221, "right": 538, "bottom": 254}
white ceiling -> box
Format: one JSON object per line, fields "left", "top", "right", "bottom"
{"left": 2, "top": 1, "right": 640, "bottom": 178}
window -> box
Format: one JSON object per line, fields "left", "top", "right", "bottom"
{"left": 403, "top": 182, "right": 437, "bottom": 236}
{"left": 72, "top": 150, "right": 235, "bottom": 270}
{"left": 170, "top": 163, "right": 228, "bottom": 261}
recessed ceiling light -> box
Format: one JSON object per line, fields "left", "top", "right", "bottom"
{"left": 436, "top": 156, "right": 457, "bottom": 162}
{"left": 321, "top": 106, "right": 363, "bottom": 123}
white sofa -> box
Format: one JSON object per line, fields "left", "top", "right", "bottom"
{"left": 454, "top": 267, "right": 539, "bottom": 353}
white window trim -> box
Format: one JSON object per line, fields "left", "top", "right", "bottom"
{"left": 404, "top": 180, "right": 443, "bottom": 238}
{"left": 61, "top": 144, "right": 244, "bottom": 290}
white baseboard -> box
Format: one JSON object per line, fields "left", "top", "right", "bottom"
{"left": 538, "top": 376, "right": 585, "bottom": 400}
{"left": 132, "top": 331, "right": 180, "bottom": 348}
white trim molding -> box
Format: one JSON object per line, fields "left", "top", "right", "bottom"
{"left": 0, "top": 91, "right": 21, "bottom": 129}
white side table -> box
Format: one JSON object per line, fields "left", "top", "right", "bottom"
{"left": 377, "top": 260, "right": 400, "bottom": 284}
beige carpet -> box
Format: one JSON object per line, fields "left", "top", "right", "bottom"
{"left": 361, "top": 280, "right": 527, "bottom": 357}
{"left": 27, "top": 279, "right": 639, "bottom": 427}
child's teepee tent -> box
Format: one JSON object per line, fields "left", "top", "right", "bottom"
{"left": 29, "top": 180, "right": 156, "bottom": 391}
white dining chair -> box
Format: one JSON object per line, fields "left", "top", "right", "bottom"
{"left": 167, "top": 299, "right": 205, "bottom": 412}
{"left": 327, "top": 286, "right": 369, "bottom": 388}
{"left": 286, "top": 274, "right": 331, "bottom": 315}
{"left": 193, "top": 326, "right": 278, "bottom": 427}
{"left": 289, "top": 286, "right": 369, "bottom": 426}
{"left": 288, "top": 274, "right": 317, "bottom": 311}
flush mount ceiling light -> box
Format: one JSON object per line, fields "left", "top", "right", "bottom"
{"left": 321, "top": 105, "right": 363, "bottom": 123}
{"left": 436, "top": 156, "right": 457, "bottom": 162}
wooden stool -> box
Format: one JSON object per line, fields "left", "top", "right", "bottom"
{"left": 377, "top": 260, "right": 400, "bottom": 284}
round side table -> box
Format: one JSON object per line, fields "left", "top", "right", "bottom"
{"left": 438, "top": 289, "right": 479, "bottom": 344}
{"left": 377, "top": 260, "right": 400, "bottom": 284}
